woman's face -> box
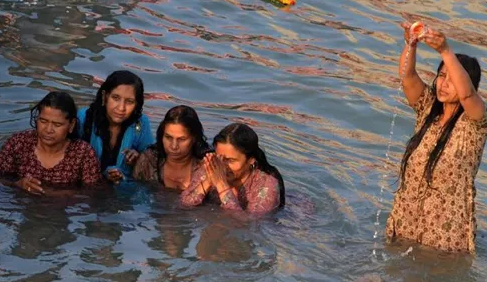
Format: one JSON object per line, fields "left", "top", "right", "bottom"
{"left": 105, "top": 85, "right": 137, "bottom": 125}
{"left": 36, "top": 106, "right": 75, "bottom": 146}
{"left": 436, "top": 66, "right": 459, "bottom": 104}
{"left": 215, "top": 142, "right": 255, "bottom": 183}
{"left": 163, "top": 123, "right": 194, "bottom": 160}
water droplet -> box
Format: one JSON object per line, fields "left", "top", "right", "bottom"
{"left": 372, "top": 44, "right": 410, "bottom": 260}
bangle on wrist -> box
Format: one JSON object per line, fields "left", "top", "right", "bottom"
{"left": 200, "top": 182, "right": 207, "bottom": 194}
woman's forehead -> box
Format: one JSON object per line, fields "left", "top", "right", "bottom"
{"left": 215, "top": 143, "right": 245, "bottom": 158}
{"left": 164, "top": 123, "right": 190, "bottom": 137}
{"left": 39, "top": 106, "right": 69, "bottom": 121}
{"left": 110, "top": 84, "right": 136, "bottom": 98}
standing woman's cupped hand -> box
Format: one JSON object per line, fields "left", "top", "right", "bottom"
{"left": 418, "top": 28, "right": 449, "bottom": 54}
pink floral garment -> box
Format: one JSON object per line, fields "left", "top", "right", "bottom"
{"left": 386, "top": 87, "right": 487, "bottom": 253}
{"left": 0, "top": 130, "right": 101, "bottom": 186}
{"left": 180, "top": 168, "right": 281, "bottom": 215}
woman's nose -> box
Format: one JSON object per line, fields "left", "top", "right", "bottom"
{"left": 440, "top": 77, "right": 450, "bottom": 89}
{"left": 171, "top": 140, "right": 179, "bottom": 150}
{"left": 117, "top": 102, "right": 126, "bottom": 111}
{"left": 46, "top": 123, "right": 55, "bottom": 133}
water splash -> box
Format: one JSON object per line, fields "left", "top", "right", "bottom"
{"left": 372, "top": 41, "right": 413, "bottom": 262}
{"left": 401, "top": 246, "right": 413, "bottom": 257}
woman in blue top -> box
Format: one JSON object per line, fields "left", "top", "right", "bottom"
{"left": 78, "top": 70, "right": 154, "bottom": 184}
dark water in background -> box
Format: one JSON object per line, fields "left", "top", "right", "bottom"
{"left": 1, "top": 0, "right": 487, "bottom": 281}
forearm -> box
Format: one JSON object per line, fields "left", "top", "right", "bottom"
{"left": 180, "top": 181, "right": 209, "bottom": 207}
{"left": 441, "top": 48, "right": 476, "bottom": 100}
{"left": 441, "top": 48, "right": 485, "bottom": 120}
{"left": 0, "top": 177, "right": 20, "bottom": 188}
{"left": 399, "top": 43, "right": 418, "bottom": 81}
{"left": 399, "top": 44, "right": 425, "bottom": 106}
{"left": 214, "top": 181, "right": 241, "bottom": 211}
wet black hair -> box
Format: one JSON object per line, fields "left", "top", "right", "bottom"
{"left": 30, "top": 91, "right": 79, "bottom": 140}
{"left": 399, "top": 54, "right": 481, "bottom": 188}
{"left": 213, "top": 123, "right": 285, "bottom": 207}
{"left": 82, "top": 70, "right": 144, "bottom": 142}
{"left": 154, "top": 105, "right": 211, "bottom": 182}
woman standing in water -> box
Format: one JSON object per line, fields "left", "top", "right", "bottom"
{"left": 386, "top": 22, "right": 486, "bottom": 253}
{"left": 181, "top": 123, "right": 285, "bottom": 215}
{"left": 0, "top": 91, "right": 101, "bottom": 194}
{"left": 79, "top": 70, "right": 154, "bottom": 184}
{"left": 132, "top": 105, "right": 210, "bottom": 191}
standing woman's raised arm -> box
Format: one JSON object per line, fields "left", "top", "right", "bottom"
{"left": 421, "top": 29, "right": 485, "bottom": 121}
{"left": 399, "top": 21, "right": 427, "bottom": 107}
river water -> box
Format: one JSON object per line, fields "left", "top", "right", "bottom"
{"left": 1, "top": 0, "right": 487, "bottom": 281}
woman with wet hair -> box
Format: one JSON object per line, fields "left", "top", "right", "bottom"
{"left": 0, "top": 91, "right": 101, "bottom": 195}
{"left": 386, "top": 22, "right": 486, "bottom": 253}
{"left": 181, "top": 122, "right": 285, "bottom": 215}
{"left": 78, "top": 70, "right": 154, "bottom": 184}
{"left": 133, "top": 105, "right": 211, "bottom": 191}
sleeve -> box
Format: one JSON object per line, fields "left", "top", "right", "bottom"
{"left": 0, "top": 133, "right": 21, "bottom": 176}
{"left": 245, "top": 174, "right": 280, "bottom": 214}
{"left": 413, "top": 87, "right": 435, "bottom": 129}
{"left": 412, "top": 87, "right": 435, "bottom": 114}
{"left": 219, "top": 191, "right": 243, "bottom": 211}
{"left": 132, "top": 148, "right": 159, "bottom": 181}
{"left": 81, "top": 144, "right": 102, "bottom": 185}
{"left": 180, "top": 186, "right": 206, "bottom": 207}
{"left": 180, "top": 162, "right": 244, "bottom": 210}
{"left": 179, "top": 162, "right": 208, "bottom": 207}
{"left": 464, "top": 105, "right": 487, "bottom": 134}
{"left": 134, "top": 114, "right": 155, "bottom": 152}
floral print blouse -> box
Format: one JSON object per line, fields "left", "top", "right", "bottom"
{"left": 0, "top": 130, "right": 101, "bottom": 186}
{"left": 386, "top": 87, "right": 487, "bottom": 253}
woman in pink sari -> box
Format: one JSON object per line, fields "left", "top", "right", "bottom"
{"left": 181, "top": 123, "right": 285, "bottom": 215}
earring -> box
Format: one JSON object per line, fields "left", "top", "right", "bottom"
{"left": 250, "top": 163, "right": 256, "bottom": 170}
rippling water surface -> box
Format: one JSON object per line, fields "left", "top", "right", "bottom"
{"left": 1, "top": 0, "right": 487, "bottom": 281}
